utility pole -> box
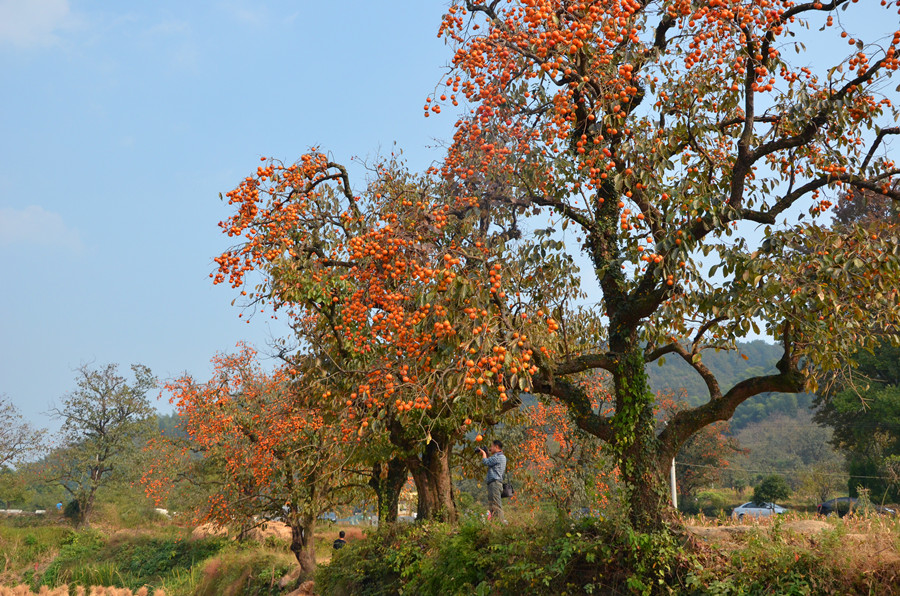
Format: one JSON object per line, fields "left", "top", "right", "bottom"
{"left": 670, "top": 458, "right": 678, "bottom": 510}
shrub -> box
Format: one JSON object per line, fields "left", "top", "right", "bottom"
{"left": 682, "top": 490, "right": 730, "bottom": 517}
{"left": 36, "top": 529, "right": 105, "bottom": 588}
{"left": 318, "top": 512, "right": 900, "bottom": 595}
{"left": 191, "top": 548, "right": 295, "bottom": 596}
{"left": 316, "top": 515, "right": 694, "bottom": 595}
{"left": 753, "top": 475, "right": 791, "bottom": 504}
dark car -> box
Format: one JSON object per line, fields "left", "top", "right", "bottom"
{"left": 817, "top": 497, "right": 896, "bottom": 517}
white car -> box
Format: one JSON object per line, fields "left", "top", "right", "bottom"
{"left": 731, "top": 501, "right": 787, "bottom": 520}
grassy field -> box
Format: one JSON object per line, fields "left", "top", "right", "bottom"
{"left": 0, "top": 512, "right": 366, "bottom": 596}
{"left": 3, "top": 503, "right": 898, "bottom": 595}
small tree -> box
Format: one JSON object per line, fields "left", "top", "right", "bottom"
{"left": 48, "top": 363, "right": 156, "bottom": 527}
{"left": 144, "top": 346, "right": 360, "bottom": 577}
{"left": 0, "top": 394, "right": 44, "bottom": 469}
{"left": 515, "top": 387, "right": 616, "bottom": 515}
{"left": 799, "top": 460, "right": 847, "bottom": 505}
{"left": 753, "top": 475, "right": 791, "bottom": 506}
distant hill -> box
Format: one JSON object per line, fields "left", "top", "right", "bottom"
{"left": 157, "top": 412, "right": 187, "bottom": 438}
{"left": 645, "top": 340, "right": 813, "bottom": 432}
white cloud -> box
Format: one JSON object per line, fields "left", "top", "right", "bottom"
{"left": 220, "top": 0, "right": 268, "bottom": 27}
{"left": 144, "top": 19, "right": 190, "bottom": 38}
{"left": 0, "top": 206, "right": 83, "bottom": 251}
{"left": 0, "top": 0, "right": 72, "bottom": 48}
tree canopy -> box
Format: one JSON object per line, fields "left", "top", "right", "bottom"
{"left": 0, "top": 394, "right": 44, "bottom": 469}
{"left": 144, "top": 346, "right": 358, "bottom": 574}
{"left": 215, "top": 0, "right": 900, "bottom": 527}
{"left": 47, "top": 363, "right": 157, "bottom": 527}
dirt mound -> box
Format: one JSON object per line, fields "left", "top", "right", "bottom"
{"left": 336, "top": 527, "right": 366, "bottom": 541}
{"left": 190, "top": 522, "right": 228, "bottom": 540}
{"left": 687, "top": 520, "right": 833, "bottom": 545}
{"left": 247, "top": 521, "right": 292, "bottom": 542}
{"left": 688, "top": 520, "right": 831, "bottom": 541}
{"left": 686, "top": 524, "right": 754, "bottom": 542}
{"left": 844, "top": 533, "right": 900, "bottom": 566}
{"left": 782, "top": 520, "right": 830, "bottom": 535}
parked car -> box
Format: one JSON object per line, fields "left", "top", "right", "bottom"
{"left": 731, "top": 501, "right": 787, "bottom": 520}
{"left": 816, "top": 497, "right": 855, "bottom": 517}
{"left": 817, "top": 497, "right": 896, "bottom": 517}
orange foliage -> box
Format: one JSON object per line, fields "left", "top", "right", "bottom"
{"left": 431, "top": 0, "right": 899, "bottom": 293}
{"left": 143, "top": 345, "right": 352, "bottom": 531}
{"left": 211, "top": 158, "right": 562, "bottom": 448}
{"left": 518, "top": 393, "right": 617, "bottom": 514}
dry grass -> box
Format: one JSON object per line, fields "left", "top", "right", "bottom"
{"left": 0, "top": 586, "right": 166, "bottom": 595}
{"left": 684, "top": 511, "right": 900, "bottom": 592}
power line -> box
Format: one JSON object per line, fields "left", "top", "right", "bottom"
{"left": 674, "top": 460, "right": 896, "bottom": 482}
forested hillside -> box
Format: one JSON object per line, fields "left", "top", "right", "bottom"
{"left": 646, "top": 340, "right": 814, "bottom": 433}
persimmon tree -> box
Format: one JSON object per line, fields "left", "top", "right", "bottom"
{"left": 517, "top": 394, "right": 616, "bottom": 514}
{"left": 143, "top": 345, "right": 357, "bottom": 576}
{"left": 213, "top": 159, "right": 559, "bottom": 521}
{"left": 427, "top": 0, "right": 900, "bottom": 528}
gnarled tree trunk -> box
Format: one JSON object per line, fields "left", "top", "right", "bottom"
{"left": 406, "top": 431, "right": 457, "bottom": 522}
{"left": 609, "top": 341, "right": 669, "bottom": 531}
{"left": 288, "top": 514, "right": 317, "bottom": 577}
{"left": 370, "top": 457, "right": 408, "bottom": 524}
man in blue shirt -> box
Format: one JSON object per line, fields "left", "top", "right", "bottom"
{"left": 477, "top": 439, "right": 507, "bottom": 521}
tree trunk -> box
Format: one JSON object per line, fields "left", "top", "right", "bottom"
{"left": 74, "top": 482, "right": 100, "bottom": 528}
{"left": 406, "top": 432, "right": 457, "bottom": 522}
{"left": 611, "top": 346, "right": 669, "bottom": 531}
{"left": 289, "top": 515, "right": 317, "bottom": 577}
{"left": 369, "top": 457, "right": 408, "bottom": 524}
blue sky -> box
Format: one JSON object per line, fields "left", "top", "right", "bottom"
{"left": 0, "top": 1, "right": 455, "bottom": 426}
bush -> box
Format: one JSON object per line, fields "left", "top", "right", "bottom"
{"left": 191, "top": 547, "right": 295, "bottom": 596}
{"left": 316, "top": 515, "right": 694, "bottom": 595}
{"left": 0, "top": 523, "right": 75, "bottom": 576}
{"left": 36, "top": 529, "right": 105, "bottom": 588}
{"left": 753, "top": 474, "right": 791, "bottom": 504}
{"left": 29, "top": 527, "right": 233, "bottom": 594}
{"left": 318, "top": 513, "right": 900, "bottom": 596}
{"left": 681, "top": 490, "right": 730, "bottom": 517}
{"left": 111, "top": 536, "right": 229, "bottom": 581}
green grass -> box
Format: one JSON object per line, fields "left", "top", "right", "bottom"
{"left": 0, "top": 522, "right": 76, "bottom": 584}
{"left": 0, "top": 516, "right": 302, "bottom": 596}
